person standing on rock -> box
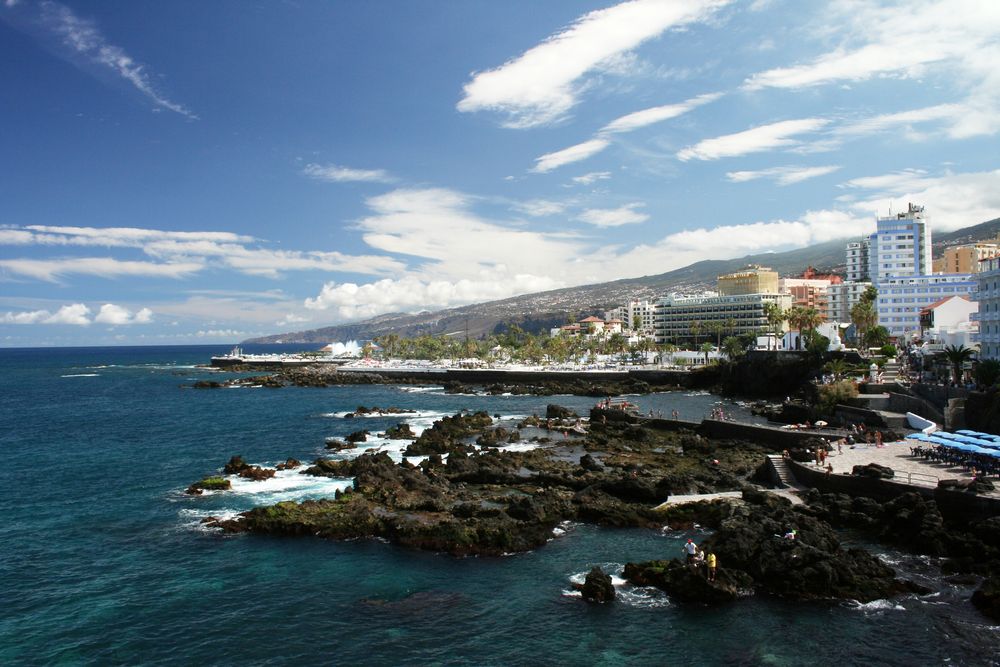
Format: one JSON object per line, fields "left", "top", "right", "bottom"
{"left": 706, "top": 552, "right": 717, "bottom": 582}
{"left": 683, "top": 538, "right": 698, "bottom": 565}
{"left": 875, "top": 431, "right": 884, "bottom": 448}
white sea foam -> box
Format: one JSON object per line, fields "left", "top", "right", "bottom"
{"left": 61, "top": 373, "right": 100, "bottom": 378}
{"left": 398, "top": 386, "right": 444, "bottom": 393}
{"left": 223, "top": 466, "right": 353, "bottom": 504}
{"left": 847, "top": 599, "right": 906, "bottom": 612}
{"left": 617, "top": 586, "right": 673, "bottom": 609}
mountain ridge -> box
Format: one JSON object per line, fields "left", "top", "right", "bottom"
{"left": 245, "top": 216, "right": 1000, "bottom": 344}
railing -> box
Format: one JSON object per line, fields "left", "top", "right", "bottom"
{"left": 893, "top": 470, "right": 939, "bottom": 486}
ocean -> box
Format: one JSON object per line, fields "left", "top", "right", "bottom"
{"left": 0, "top": 345, "right": 997, "bottom": 666}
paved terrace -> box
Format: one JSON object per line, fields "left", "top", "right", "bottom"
{"left": 802, "top": 437, "right": 1000, "bottom": 498}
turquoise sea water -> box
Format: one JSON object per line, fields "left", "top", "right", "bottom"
{"left": 1, "top": 345, "right": 998, "bottom": 666}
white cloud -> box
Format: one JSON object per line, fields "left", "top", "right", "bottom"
{"left": 195, "top": 329, "right": 246, "bottom": 339}
{"left": 94, "top": 303, "right": 153, "bottom": 325}
{"left": 676, "top": 118, "right": 829, "bottom": 161}
{"left": 840, "top": 168, "right": 1000, "bottom": 232}
{"left": 578, "top": 203, "right": 649, "bottom": 227}
{"left": 38, "top": 2, "right": 195, "bottom": 118}
{"left": 1, "top": 225, "right": 405, "bottom": 280}
{"left": 1, "top": 302, "right": 153, "bottom": 326}
{"left": 600, "top": 92, "right": 722, "bottom": 133}
{"left": 726, "top": 165, "right": 840, "bottom": 185}
{"left": 275, "top": 314, "right": 310, "bottom": 327}
{"left": 302, "top": 163, "right": 395, "bottom": 183}
{"left": 572, "top": 171, "right": 612, "bottom": 185}
{"left": 457, "top": 0, "right": 730, "bottom": 127}
{"left": 512, "top": 199, "right": 567, "bottom": 217}
{"left": 742, "top": 1, "right": 1000, "bottom": 137}
{"left": 305, "top": 274, "right": 562, "bottom": 321}
{"left": 531, "top": 139, "right": 610, "bottom": 173}
{"left": 0, "top": 257, "right": 203, "bottom": 282}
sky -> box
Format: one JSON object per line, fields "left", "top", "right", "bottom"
{"left": 2, "top": 0, "right": 1000, "bottom": 346}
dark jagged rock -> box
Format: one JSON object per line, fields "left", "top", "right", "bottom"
{"left": 851, "top": 463, "right": 894, "bottom": 479}
{"left": 546, "top": 404, "right": 579, "bottom": 420}
{"left": 192, "top": 380, "right": 224, "bottom": 389}
{"left": 185, "top": 476, "right": 231, "bottom": 495}
{"left": 623, "top": 559, "right": 751, "bottom": 604}
{"left": 971, "top": 577, "right": 1000, "bottom": 621}
{"left": 222, "top": 455, "right": 276, "bottom": 481}
{"left": 403, "top": 411, "right": 493, "bottom": 456}
{"left": 346, "top": 430, "right": 370, "bottom": 443}
{"left": 276, "top": 458, "right": 301, "bottom": 470}
{"left": 385, "top": 423, "right": 416, "bottom": 440}
{"left": 325, "top": 438, "right": 352, "bottom": 450}
{"left": 578, "top": 567, "right": 616, "bottom": 603}
{"left": 579, "top": 454, "right": 603, "bottom": 472}
{"left": 348, "top": 405, "right": 417, "bottom": 418}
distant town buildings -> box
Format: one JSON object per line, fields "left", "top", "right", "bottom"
{"left": 932, "top": 243, "right": 1000, "bottom": 274}
{"left": 574, "top": 203, "right": 986, "bottom": 353}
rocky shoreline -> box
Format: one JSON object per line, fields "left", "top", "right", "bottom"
{"left": 189, "top": 405, "right": 1000, "bottom": 619}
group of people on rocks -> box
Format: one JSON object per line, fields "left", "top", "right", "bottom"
{"left": 682, "top": 539, "right": 717, "bottom": 582}
{"left": 709, "top": 407, "right": 728, "bottom": 421}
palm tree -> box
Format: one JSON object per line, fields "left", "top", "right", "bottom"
{"left": 707, "top": 321, "right": 725, "bottom": 348}
{"left": 786, "top": 306, "right": 806, "bottom": 350}
{"left": 824, "top": 358, "right": 850, "bottom": 381}
{"left": 699, "top": 341, "right": 715, "bottom": 365}
{"left": 689, "top": 320, "right": 703, "bottom": 346}
{"left": 943, "top": 344, "right": 976, "bottom": 384}
{"left": 799, "top": 307, "right": 824, "bottom": 348}
{"left": 851, "top": 286, "right": 878, "bottom": 345}
{"left": 721, "top": 335, "right": 745, "bottom": 360}
{"left": 763, "top": 302, "right": 785, "bottom": 350}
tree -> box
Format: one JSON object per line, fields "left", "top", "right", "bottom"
{"left": 943, "top": 344, "right": 976, "bottom": 384}
{"left": 707, "top": 320, "right": 725, "bottom": 347}
{"left": 763, "top": 302, "right": 786, "bottom": 350}
{"left": 975, "top": 359, "right": 1000, "bottom": 388}
{"left": 851, "top": 286, "right": 878, "bottom": 345}
{"left": 721, "top": 335, "right": 746, "bottom": 360}
{"left": 689, "top": 320, "right": 703, "bottom": 346}
{"left": 863, "top": 325, "right": 890, "bottom": 349}
{"left": 699, "top": 341, "right": 715, "bottom": 365}
{"left": 824, "top": 358, "right": 850, "bottom": 381}
{"left": 632, "top": 314, "right": 642, "bottom": 333}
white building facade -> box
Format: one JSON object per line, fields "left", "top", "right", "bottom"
{"left": 845, "top": 239, "right": 870, "bottom": 282}
{"left": 605, "top": 300, "right": 657, "bottom": 334}
{"left": 826, "top": 281, "right": 873, "bottom": 324}
{"left": 654, "top": 292, "right": 792, "bottom": 344}
{"left": 877, "top": 273, "right": 976, "bottom": 339}
{"left": 868, "top": 203, "right": 933, "bottom": 286}
{"left": 976, "top": 257, "right": 1000, "bottom": 360}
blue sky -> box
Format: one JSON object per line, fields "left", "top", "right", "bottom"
{"left": 2, "top": 0, "right": 999, "bottom": 346}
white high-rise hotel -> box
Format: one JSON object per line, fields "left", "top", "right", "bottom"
{"left": 863, "top": 204, "right": 975, "bottom": 338}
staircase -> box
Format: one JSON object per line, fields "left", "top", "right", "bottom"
{"left": 766, "top": 454, "right": 797, "bottom": 489}
{"left": 881, "top": 359, "right": 901, "bottom": 383}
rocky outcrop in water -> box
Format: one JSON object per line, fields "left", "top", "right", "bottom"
{"left": 625, "top": 489, "right": 915, "bottom": 604}
{"left": 185, "top": 476, "right": 231, "bottom": 495}
{"left": 576, "top": 567, "right": 615, "bottom": 603}
{"left": 222, "top": 456, "right": 276, "bottom": 481}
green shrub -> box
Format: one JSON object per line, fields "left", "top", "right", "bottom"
{"left": 817, "top": 379, "right": 859, "bottom": 414}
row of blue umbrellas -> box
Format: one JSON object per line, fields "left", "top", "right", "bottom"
{"left": 909, "top": 432, "right": 1000, "bottom": 458}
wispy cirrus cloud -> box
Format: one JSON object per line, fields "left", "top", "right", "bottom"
{"left": 302, "top": 163, "right": 395, "bottom": 183}
{"left": 531, "top": 139, "right": 610, "bottom": 173}
{"left": 0, "top": 224, "right": 406, "bottom": 281}
{"left": 4, "top": 1, "right": 197, "bottom": 118}
{"left": 600, "top": 92, "right": 722, "bottom": 133}
{"left": 0, "top": 257, "right": 203, "bottom": 283}
{"left": 676, "top": 118, "right": 829, "bottom": 161}
{"left": 726, "top": 165, "right": 840, "bottom": 186}
{"left": 571, "top": 171, "right": 612, "bottom": 185}
{"left": 531, "top": 91, "right": 722, "bottom": 172}
{"left": 457, "top": 0, "right": 730, "bottom": 128}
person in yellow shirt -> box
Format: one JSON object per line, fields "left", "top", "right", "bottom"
{"left": 706, "top": 552, "right": 717, "bottom": 582}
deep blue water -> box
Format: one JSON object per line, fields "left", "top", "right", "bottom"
{"left": 1, "top": 345, "right": 998, "bottom": 666}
